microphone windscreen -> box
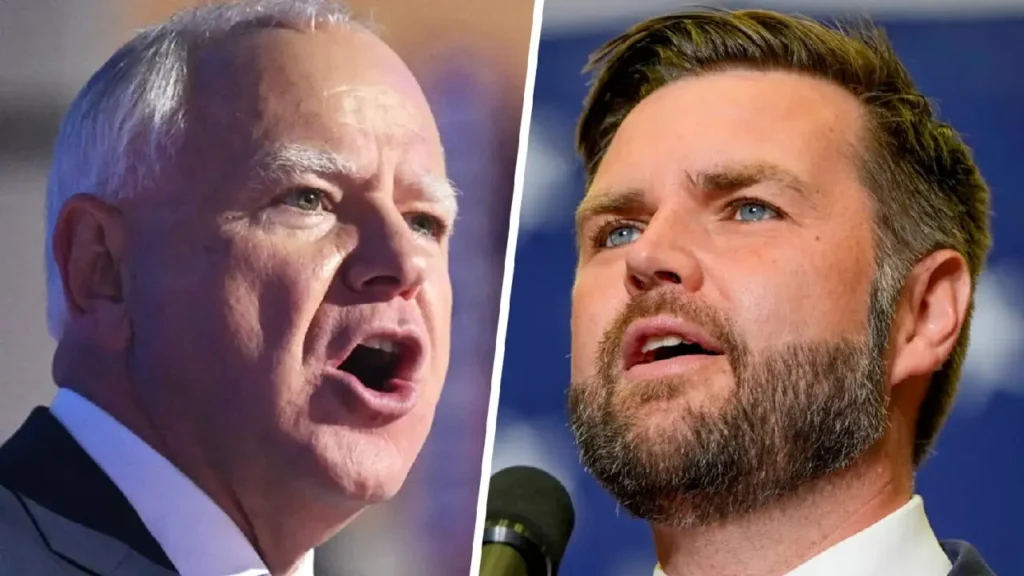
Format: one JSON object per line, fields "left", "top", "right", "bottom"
{"left": 486, "top": 465, "right": 576, "bottom": 567}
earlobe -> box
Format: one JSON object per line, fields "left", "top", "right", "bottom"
{"left": 52, "top": 194, "right": 130, "bottom": 348}
{"left": 889, "top": 250, "right": 972, "bottom": 386}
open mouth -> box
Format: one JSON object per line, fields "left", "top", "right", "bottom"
{"left": 638, "top": 335, "right": 721, "bottom": 364}
{"left": 622, "top": 318, "right": 725, "bottom": 372}
{"left": 336, "top": 336, "right": 421, "bottom": 393}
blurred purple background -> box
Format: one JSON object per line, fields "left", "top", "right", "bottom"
{"left": 0, "top": 1, "right": 532, "bottom": 575}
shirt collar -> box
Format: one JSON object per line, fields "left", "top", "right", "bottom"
{"left": 50, "top": 389, "right": 315, "bottom": 576}
{"left": 653, "top": 495, "right": 950, "bottom": 576}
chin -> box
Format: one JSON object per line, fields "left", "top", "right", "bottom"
{"left": 310, "top": 431, "right": 413, "bottom": 505}
{"left": 325, "top": 474, "right": 399, "bottom": 506}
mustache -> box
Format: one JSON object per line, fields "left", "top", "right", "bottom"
{"left": 596, "top": 290, "right": 741, "bottom": 371}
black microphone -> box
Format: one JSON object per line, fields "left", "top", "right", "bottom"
{"left": 479, "top": 465, "right": 576, "bottom": 576}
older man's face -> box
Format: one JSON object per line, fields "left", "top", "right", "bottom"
{"left": 122, "top": 26, "right": 453, "bottom": 505}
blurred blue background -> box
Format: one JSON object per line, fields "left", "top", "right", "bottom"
{"left": 492, "top": 2, "right": 1024, "bottom": 575}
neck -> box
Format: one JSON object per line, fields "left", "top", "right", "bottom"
{"left": 53, "top": 338, "right": 363, "bottom": 575}
{"left": 234, "top": 472, "right": 366, "bottom": 575}
{"left": 653, "top": 433, "right": 913, "bottom": 576}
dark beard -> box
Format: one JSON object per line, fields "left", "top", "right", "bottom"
{"left": 568, "top": 290, "right": 890, "bottom": 528}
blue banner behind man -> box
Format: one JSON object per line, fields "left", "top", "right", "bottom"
{"left": 495, "top": 12, "right": 1024, "bottom": 576}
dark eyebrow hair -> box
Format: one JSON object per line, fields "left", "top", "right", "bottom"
{"left": 688, "top": 162, "right": 813, "bottom": 199}
{"left": 575, "top": 161, "right": 812, "bottom": 237}
{"left": 575, "top": 187, "right": 647, "bottom": 238}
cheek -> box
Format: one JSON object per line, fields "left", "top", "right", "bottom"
{"left": 719, "top": 239, "right": 874, "bottom": 347}
{"left": 419, "top": 262, "right": 453, "bottom": 396}
{"left": 571, "top": 263, "right": 624, "bottom": 379}
{"left": 220, "top": 238, "right": 341, "bottom": 363}
{"left": 131, "top": 228, "right": 243, "bottom": 360}
{"left": 382, "top": 276, "right": 451, "bottom": 466}
{"left": 407, "top": 253, "right": 452, "bottom": 409}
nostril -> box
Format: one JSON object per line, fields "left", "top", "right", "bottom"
{"left": 629, "top": 274, "right": 648, "bottom": 291}
{"left": 654, "top": 270, "right": 682, "bottom": 284}
{"left": 629, "top": 270, "right": 682, "bottom": 292}
{"left": 363, "top": 275, "right": 401, "bottom": 289}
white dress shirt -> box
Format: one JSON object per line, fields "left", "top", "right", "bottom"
{"left": 653, "top": 495, "right": 951, "bottom": 576}
{"left": 50, "top": 389, "right": 316, "bottom": 576}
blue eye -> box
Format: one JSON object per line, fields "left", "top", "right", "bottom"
{"left": 601, "top": 223, "right": 643, "bottom": 248}
{"left": 733, "top": 202, "right": 779, "bottom": 222}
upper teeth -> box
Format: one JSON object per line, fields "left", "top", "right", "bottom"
{"left": 364, "top": 337, "right": 398, "bottom": 354}
{"left": 641, "top": 335, "right": 690, "bottom": 354}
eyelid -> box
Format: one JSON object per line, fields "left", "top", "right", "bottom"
{"left": 405, "top": 211, "right": 452, "bottom": 242}
{"left": 277, "top": 183, "right": 339, "bottom": 203}
{"left": 404, "top": 201, "right": 457, "bottom": 229}
{"left": 587, "top": 217, "right": 646, "bottom": 250}
{"left": 723, "top": 196, "right": 786, "bottom": 220}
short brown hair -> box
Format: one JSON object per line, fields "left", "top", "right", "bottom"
{"left": 575, "top": 9, "right": 992, "bottom": 465}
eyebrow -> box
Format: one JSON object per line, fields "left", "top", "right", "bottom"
{"left": 575, "top": 188, "right": 647, "bottom": 237}
{"left": 256, "top": 143, "right": 360, "bottom": 179}
{"left": 412, "top": 172, "right": 460, "bottom": 221}
{"left": 575, "top": 162, "right": 811, "bottom": 233}
{"left": 254, "top": 143, "right": 459, "bottom": 220}
{"left": 688, "top": 162, "right": 813, "bottom": 200}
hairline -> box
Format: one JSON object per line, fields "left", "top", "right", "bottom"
{"left": 571, "top": 12, "right": 987, "bottom": 464}
{"left": 45, "top": 0, "right": 371, "bottom": 340}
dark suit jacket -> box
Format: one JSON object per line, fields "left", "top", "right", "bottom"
{"left": 0, "top": 407, "right": 178, "bottom": 574}
{"left": 0, "top": 407, "right": 346, "bottom": 575}
{"left": 943, "top": 540, "right": 997, "bottom": 576}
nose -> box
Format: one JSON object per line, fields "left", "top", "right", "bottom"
{"left": 624, "top": 215, "right": 703, "bottom": 297}
{"left": 341, "top": 208, "right": 429, "bottom": 302}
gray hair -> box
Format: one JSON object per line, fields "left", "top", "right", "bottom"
{"left": 44, "top": 0, "right": 357, "bottom": 340}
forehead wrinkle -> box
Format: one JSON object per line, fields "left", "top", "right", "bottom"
{"left": 323, "top": 84, "right": 427, "bottom": 141}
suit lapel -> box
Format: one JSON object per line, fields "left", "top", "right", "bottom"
{"left": 0, "top": 407, "right": 176, "bottom": 572}
{"left": 942, "top": 540, "right": 995, "bottom": 576}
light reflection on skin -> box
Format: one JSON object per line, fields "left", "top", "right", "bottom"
{"left": 51, "top": 25, "right": 459, "bottom": 575}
